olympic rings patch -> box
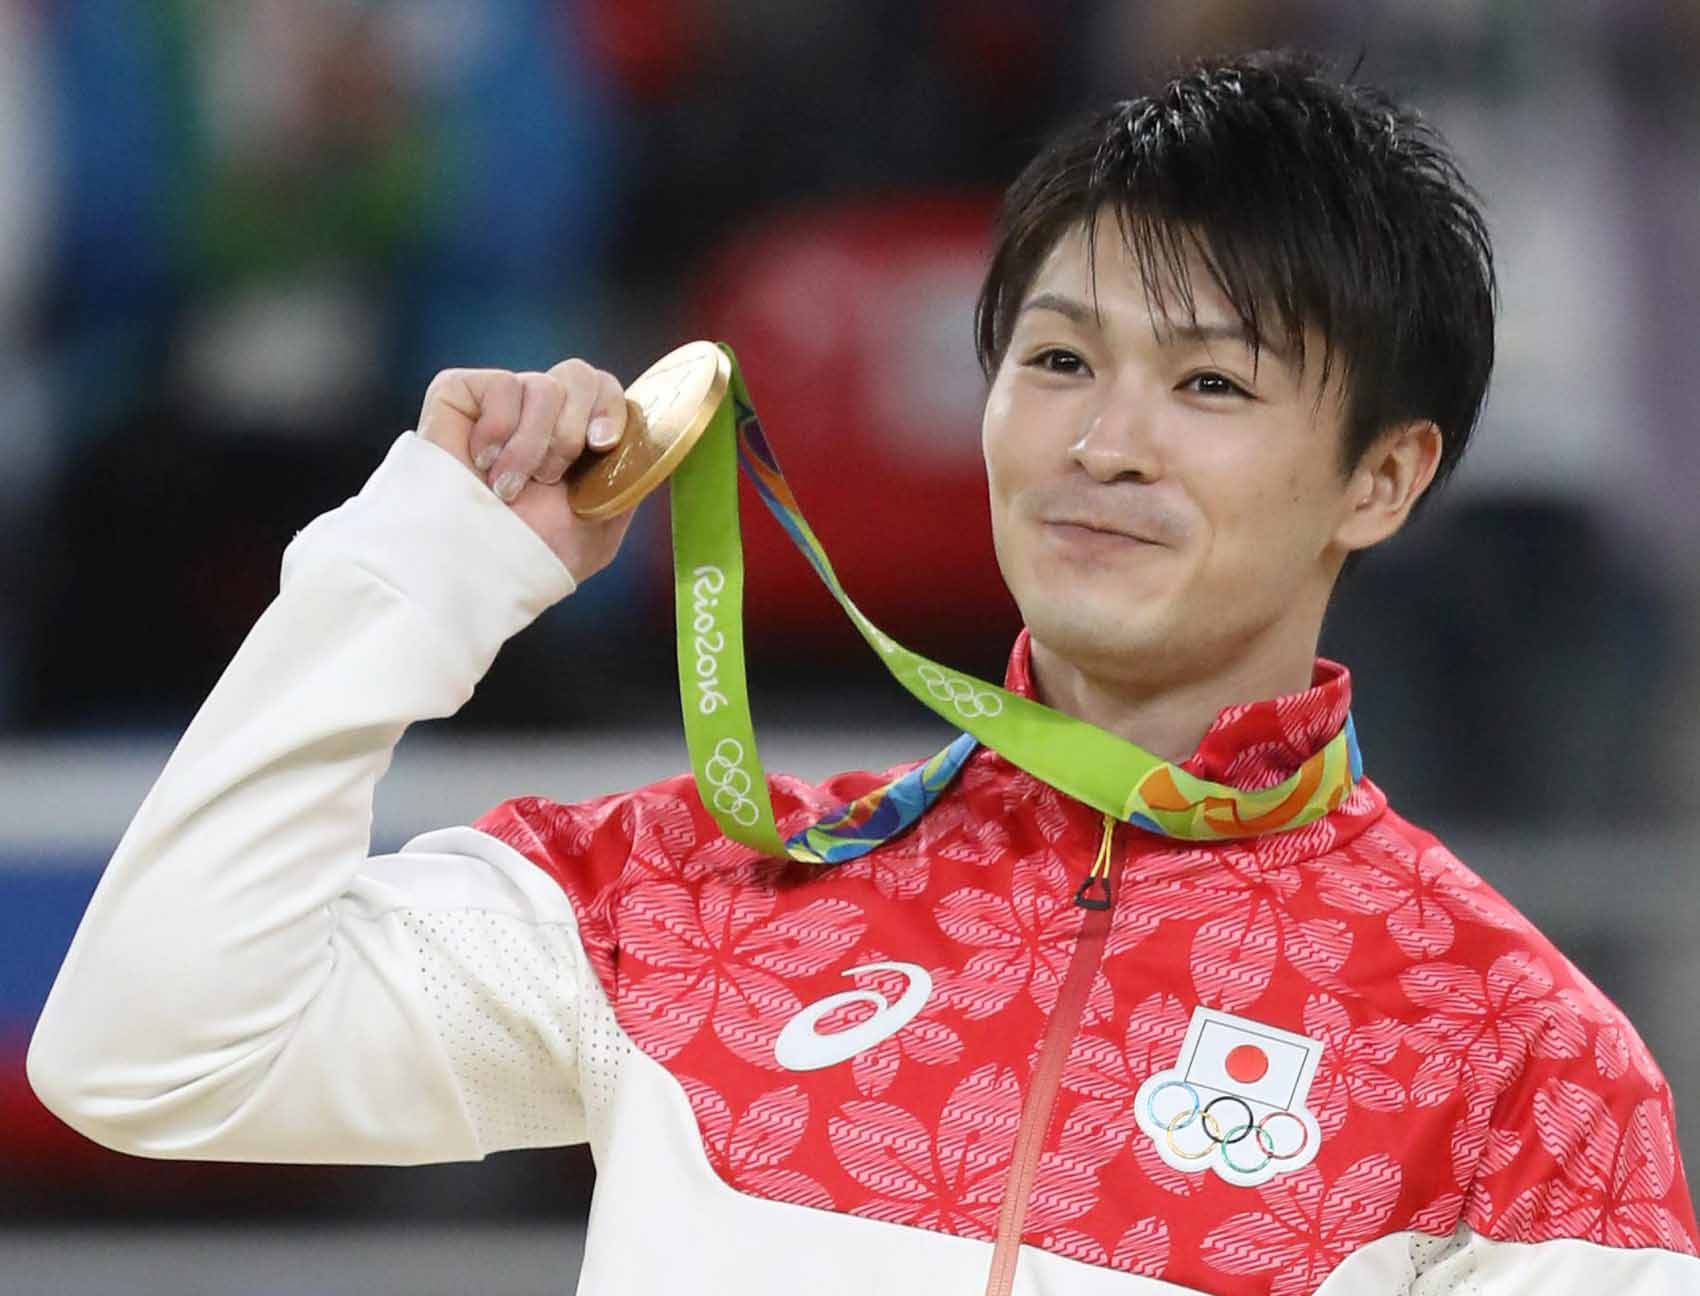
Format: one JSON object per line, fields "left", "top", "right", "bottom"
{"left": 704, "top": 736, "right": 760, "bottom": 827}
{"left": 916, "top": 664, "right": 1004, "bottom": 720}
{"left": 1146, "top": 1080, "right": 1311, "bottom": 1176}
{"left": 1134, "top": 1007, "right": 1325, "bottom": 1186}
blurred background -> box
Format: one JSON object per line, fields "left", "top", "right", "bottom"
{"left": 2, "top": 0, "right": 1698, "bottom": 1291}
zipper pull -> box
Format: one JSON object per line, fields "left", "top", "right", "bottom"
{"left": 1073, "top": 813, "right": 1115, "bottom": 910}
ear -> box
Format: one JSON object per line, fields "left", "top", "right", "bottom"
{"left": 1333, "top": 419, "right": 1443, "bottom": 553}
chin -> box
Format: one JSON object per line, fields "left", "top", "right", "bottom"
{"left": 1017, "top": 586, "right": 1174, "bottom": 677}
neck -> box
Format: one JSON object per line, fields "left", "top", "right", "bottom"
{"left": 1026, "top": 635, "right": 1320, "bottom": 765}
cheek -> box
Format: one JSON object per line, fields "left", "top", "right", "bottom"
{"left": 1210, "top": 467, "right": 1336, "bottom": 580}
{"left": 981, "top": 381, "right": 1011, "bottom": 442}
{"left": 980, "top": 383, "right": 1040, "bottom": 501}
{"left": 1183, "top": 459, "right": 1294, "bottom": 573}
{"left": 980, "top": 384, "right": 1015, "bottom": 467}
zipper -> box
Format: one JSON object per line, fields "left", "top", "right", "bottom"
{"left": 983, "top": 814, "right": 1122, "bottom": 1296}
{"left": 1072, "top": 813, "right": 1114, "bottom": 910}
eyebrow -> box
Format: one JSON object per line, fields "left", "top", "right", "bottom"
{"left": 1018, "top": 291, "right": 1293, "bottom": 367}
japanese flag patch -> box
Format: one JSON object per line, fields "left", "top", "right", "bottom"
{"left": 1134, "top": 1006, "right": 1324, "bottom": 1187}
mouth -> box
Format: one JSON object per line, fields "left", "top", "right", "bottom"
{"left": 1043, "top": 519, "right": 1162, "bottom": 547}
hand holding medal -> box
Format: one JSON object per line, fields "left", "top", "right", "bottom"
{"left": 415, "top": 359, "right": 642, "bottom": 584}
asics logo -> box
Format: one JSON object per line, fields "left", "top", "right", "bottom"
{"left": 774, "top": 961, "right": 933, "bottom": 1072}
{"left": 704, "top": 737, "right": 760, "bottom": 827}
{"left": 917, "top": 663, "right": 1003, "bottom": 720}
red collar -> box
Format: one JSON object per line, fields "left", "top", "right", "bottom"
{"left": 1001, "top": 628, "right": 1354, "bottom": 792}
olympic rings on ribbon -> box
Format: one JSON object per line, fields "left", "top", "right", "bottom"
{"left": 916, "top": 664, "right": 1004, "bottom": 720}
{"left": 704, "top": 737, "right": 760, "bottom": 827}
{"left": 1144, "top": 1080, "right": 1313, "bottom": 1177}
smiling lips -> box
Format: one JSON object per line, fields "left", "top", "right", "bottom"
{"left": 1045, "top": 518, "right": 1164, "bottom": 546}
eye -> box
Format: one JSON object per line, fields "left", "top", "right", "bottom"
{"left": 1025, "top": 347, "right": 1089, "bottom": 376}
{"left": 1182, "top": 371, "right": 1251, "bottom": 398}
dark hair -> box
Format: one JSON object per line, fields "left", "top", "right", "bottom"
{"left": 974, "top": 48, "right": 1496, "bottom": 528}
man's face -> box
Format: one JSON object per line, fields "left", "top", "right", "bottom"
{"left": 982, "top": 215, "right": 1361, "bottom": 691}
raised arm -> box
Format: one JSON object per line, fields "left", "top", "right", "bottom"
{"left": 28, "top": 362, "right": 636, "bottom": 1165}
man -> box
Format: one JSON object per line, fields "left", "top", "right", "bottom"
{"left": 29, "top": 49, "right": 1699, "bottom": 1295}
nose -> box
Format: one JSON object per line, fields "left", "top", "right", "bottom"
{"left": 1068, "top": 382, "right": 1160, "bottom": 484}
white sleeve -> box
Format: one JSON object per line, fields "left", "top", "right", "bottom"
{"left": 1410, "top": 1223, "right": 1700, "bottom": 1295}
{"left": 26, "top": 431, "right": 594, "bottom": 1166}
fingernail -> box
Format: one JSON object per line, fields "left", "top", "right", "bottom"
{"left": 474, "top": 446, "right": 499, "bottom": 472}
{"left": 588, "top": 416, "right": 617, "bottom": 449}
{"left": 493, "top": 471, "right": 523, "bottom": 502}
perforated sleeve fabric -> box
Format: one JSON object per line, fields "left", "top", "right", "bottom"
{"left": 27, "top": 433, "right": 589, "bottom": 1165}
{"left": 395, "top": 906, "right": 587, "bottom": 1151}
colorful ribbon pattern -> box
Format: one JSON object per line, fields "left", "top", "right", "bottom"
{"left": 671, "top": 344, "right": 1363, "bottom": 864}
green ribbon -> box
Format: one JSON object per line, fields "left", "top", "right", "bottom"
{"left": 672, "top": 344, "right": 1362, "bottom": 862}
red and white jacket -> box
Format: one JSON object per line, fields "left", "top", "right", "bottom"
{"left": 29, "top": 432, "right": 1700, "bottom": 1293}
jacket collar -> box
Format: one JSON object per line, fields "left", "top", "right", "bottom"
{"left": 1001, "top": 628, "right": 1354, "bottom": 793}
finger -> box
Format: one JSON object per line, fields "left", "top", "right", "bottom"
{"left": 418, "top": 369, "right": 497, "bottom": 470}
{"left": 488, "top": 372, "right": 567, "bottom": 502}
{"left": 586, "top": 368, "right": 629, "bottom": 450}
{"left": 538, "top": 359, "right": 629, "bottom": 484}
{"left": 531, "top": 375, "right": 579, "bottom": 486}
{"left": 546, "top": 357, "right": 626, "bottom": 454}
{"left": 533, "top": 358, "right": 597, "bottom": 485}
{"left": 542, "top": 356, "right": 606, "bottom": 463}
{"left": 533, "top": 441, "right": 572, "bottom": 486}
{"left": 466, "top": 372, "right": 524, "bottom": 476}
{"left": 537, "top": 365, "right": 628, "bottom": 487}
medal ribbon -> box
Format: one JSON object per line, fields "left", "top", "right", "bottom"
{"left": 673, "top": 344, "right": 1363, "bottom": 864}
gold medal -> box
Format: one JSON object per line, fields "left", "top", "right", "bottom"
{"left": 567, "top": 340, "right": 731, "bottom": 519}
